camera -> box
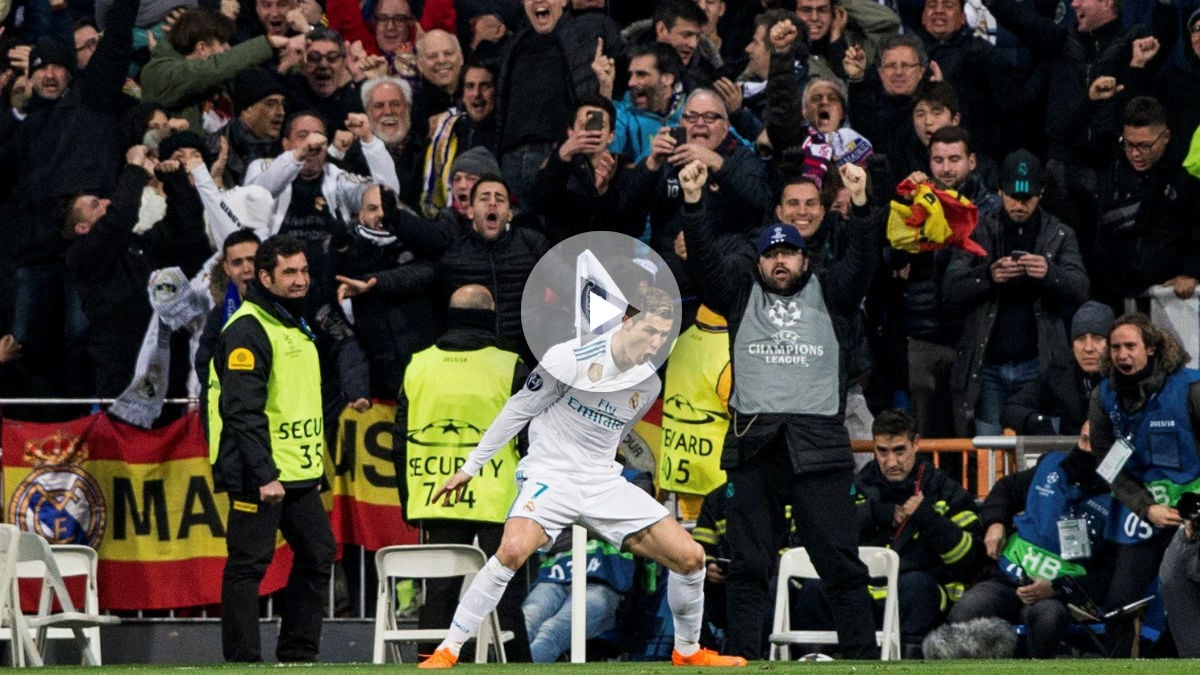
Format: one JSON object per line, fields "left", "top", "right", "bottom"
{"left": 1177, "top": 492, "right": 1200, "bottom": 523}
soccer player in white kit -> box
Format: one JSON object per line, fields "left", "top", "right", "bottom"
{"left": 419, "top": 287, "right": 747, "bottom": 668}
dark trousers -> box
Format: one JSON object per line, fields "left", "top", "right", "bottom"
{"left": 949, "top": 578, "right": 1069, "bottom": 658}
{"left": 906, "top": 338, "right": 956, "bottom": 439}
{"left": 723, "top": 441, "right": 876, "bottom": 660}
{"left": 1104, "top": 531, "right": 1173, "bottom": 654}
{"left": 419, "top": 521, "right": 532, "bottom": 662}
{"left": 221, "top": 485, "right": 336, "bottom": 662}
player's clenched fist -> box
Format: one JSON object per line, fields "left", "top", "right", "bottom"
{"left": 679, "top": 159, "right": 708, "bottom": 204}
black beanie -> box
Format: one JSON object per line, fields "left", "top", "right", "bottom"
{"left": 29, "top": 38, "right": 75, "bottom": 76}
{"left": 232, "top": 68, "right": 288, "bottom": 115}
{"left": 157, "top": 131, "right": 212, "bottom": 164}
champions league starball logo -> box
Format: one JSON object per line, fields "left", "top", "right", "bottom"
{"left": 8, "top": 431, "right": 107, "bottom": 547}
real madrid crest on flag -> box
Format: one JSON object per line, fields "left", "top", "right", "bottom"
{"left": 9, "top": 431, "right": 106, "bottom": 547}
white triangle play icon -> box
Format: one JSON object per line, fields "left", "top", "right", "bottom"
{"left": 588, "top": 291, "right": 628, "bottom": 333}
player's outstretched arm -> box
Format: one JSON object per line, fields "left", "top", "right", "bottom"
{"left": 431, "top": 470, "right": 473, "bottom": 506}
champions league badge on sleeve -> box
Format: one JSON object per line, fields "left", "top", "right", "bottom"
{"left": 8, "top": 431, "right": 106, "bottom": 547}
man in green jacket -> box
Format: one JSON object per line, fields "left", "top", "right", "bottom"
{"left": 141, "top": 8, "right": 302, "bottom": 133}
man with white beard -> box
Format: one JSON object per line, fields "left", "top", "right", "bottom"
{"left": 340, "top": 77, "right": 424, "bottom": 201}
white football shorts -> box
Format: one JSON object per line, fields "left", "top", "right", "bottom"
{"left": 507, "top": 469, "right": 669, "bottom": 550}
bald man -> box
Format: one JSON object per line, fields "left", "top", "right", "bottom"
{"left": 413, "top": 29, "right": 465, "bottom": 139}
{"left": 393, "top": 284, "right": 532, "bottom": 660}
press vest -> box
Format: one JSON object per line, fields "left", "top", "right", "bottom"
{"left": 208, "top": 299, "right": 325, "bottom": 483}
{"left": 730, "top": 277, "right": 840, "bottom": 415}
{"left": 661, "top": 309, "right": 730, "bottom": 496}
{"left": 403, "top": 345, "right": 519, "bottom": 523}
{"left": 1098, "top": 368, "right": 1200, "bottom": 506}
{"left": 1001, "top": 452, "right": 1109, "bottom": 581}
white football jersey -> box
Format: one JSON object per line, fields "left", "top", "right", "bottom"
{"left": 461, "top": 333, "right": 659, "bottom": 479}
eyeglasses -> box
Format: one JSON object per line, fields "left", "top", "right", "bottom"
{"left": 881, "top": 61, "right": 921, "bottom": 72}
{"left": 373, "top": 13, "right": 415, "bottom": 26}
{"left": 76, "top": 36, "right": 99, "bottom": 52}
{"left": 306, "top": 51, "right": 344, "bottom": 64}
{"left": 1120, "top": 128, "right": 1168, "bottom": 154}
{"left": 681, "top": 111, "right": 726, "bottom": 123}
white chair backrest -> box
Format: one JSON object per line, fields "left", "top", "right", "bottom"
{"left": 376, "top": 545, "right": 487, "bottom": 581}
{"left": 778, "top": 546, "right": 898, "bottom": 581}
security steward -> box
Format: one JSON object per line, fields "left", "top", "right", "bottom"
{"left": 679, "top": 157, "right": 883, "bottom": 660}
{"left": 393, "top": 284, "right": 531, "bottom": 660}
{"left": 661, "top": 305, "right": 730, "bottom": 513}
{"left": 208, "top": 234, "right": 336, "bottom": 663}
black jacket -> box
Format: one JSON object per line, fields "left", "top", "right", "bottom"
{"left": 1092, "top": 147, "right": 1200, "bottom": 303}
{"left": 336, "top": 227, "right": 437, "bottom": 399}
{"left": 917, "top": 25, "right": 1020, "bottom": 160}
{"left": 1, "top": 0, "right": 138, "bottom": 266}
{"left": 627, "top": 135, "right": 773, "bottom": 306}
{"left": 1001, "top": 361, "right": 1100, "bottom": 436}
{"left": 945, "top": 208, "right": 1090, "bottom": 435}
{"left": 855, "top": 457, "right": 983, "bottom": 581}
{"left": 65, "top": 165, "right": 211, "bottom": 396}
{"left": 386, "top": 208, "right": 548, "bottom": 359}
{"left": 209, "top": 282, "right": 319, "bottom": 493}
{"left": 528, "top": 150, "right": 645, "bottom": 244}
{"left": 495, "top": 13, "right": 623, "bottom": 152}
{"left": 681, "top": 196, "right": 883, "bottom": 473}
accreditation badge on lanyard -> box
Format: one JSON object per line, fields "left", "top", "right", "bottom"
{"left": 1057, "top": 518, "right": 1091, "bottom": 560}
{"left": 1096, "top": 437, "right": 1134, "bottom": 484}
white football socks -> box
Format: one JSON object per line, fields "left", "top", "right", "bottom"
{"left": 669, "top": 568, "right": 707, "bottom": 656}
{"left": 440, "top": 555, "right": 516, "bottom": 656}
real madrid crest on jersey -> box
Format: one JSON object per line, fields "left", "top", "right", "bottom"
{"left": 8, "top": 431, "right": 106, "bottom": 547}
{"left": 588, "top": 362, "right": 604, "bottom": 382}
{"left": 629, "top": 391, "right": 640, "bottom": 410}
{"left": 314, "top": 195, "right": 327, "bottom": 212}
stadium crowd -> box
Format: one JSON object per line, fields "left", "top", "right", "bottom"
{"left": 1, "top": 0, "right": 1200, "bottom": 662}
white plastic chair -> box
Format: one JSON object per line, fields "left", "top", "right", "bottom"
{"left": 10, "top": 531, "right": 117, "bottom": 666}
{"left": 768, "top": 546, "right": 902, "bottom": 661}
{"left": 19, "top": 545, "right": 106, "bottom": 664}
{"left": 0, "top": 525, "right": 40, "bottom": 666}
{"left": 372, "top": 544, "right": 514, "bottom": 664}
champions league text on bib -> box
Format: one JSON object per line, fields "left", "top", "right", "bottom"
{"left": 730, "top": 278, "right": 840, "bottom": 415}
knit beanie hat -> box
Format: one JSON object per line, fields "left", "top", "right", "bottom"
{"left": 449, "top": 146, "right": 500, "bottom": 178}
{"left": 29, "top": 37, "right": 74, "bottom": 75}
{"left": 1071, "top": 301, "right": 1115, "bottom": 340}
{"left": 232, "top": 68, "right": 287, "bottom": 115}
{"left": 158, "top": 131, "right": 212, "bottom": 164}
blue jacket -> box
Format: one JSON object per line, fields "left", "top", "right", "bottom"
{"left": 610, "top": 88, "right": 685, "bottom": 163}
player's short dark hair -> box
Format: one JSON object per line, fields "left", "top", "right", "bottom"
{"left": 469, "top": 173, "right": 509, "bottom": 202}
{"left": 912, "top": 80, "right": 960, "bottom": 117}
{"left": 255, "top": 234, "right": 306, "bottom": 276}
{"left": 655, "top": 0, "right": 708, "bottom": 30}
{"left": 168, "top": 9, "right": 235, "bottom": 56}
{"left": 630, "top": 286, "right": 675, "bottom": 323}
{"left": 223, "top": 228, "right": 262, "bottom": 254}
{"left": 872, "top": 408, "right": 918, "bottom": 440}
{"left": 929, "top": 125, "right": 973, "bottom": 153}
{"left": 1122, "top": 96, "right": 1167, "bottom": 128}
{"left": 627, "top": 42, "right": 684, "bottom": 82}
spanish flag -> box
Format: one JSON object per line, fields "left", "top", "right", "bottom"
{"left": 887, "top": 179, "right": 987, "bottom": 257}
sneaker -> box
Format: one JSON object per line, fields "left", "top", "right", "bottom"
{"left": 672, "top": 647, "right": 748, "bottom": 667}
{"left": 418, "top": 648, "right": 458, "bottom": 669}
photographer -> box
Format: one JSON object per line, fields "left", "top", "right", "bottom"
{"left": 1160, "top": 494, "right": 1200, "bottom": 657}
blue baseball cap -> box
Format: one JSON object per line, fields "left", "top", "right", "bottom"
{"left": 757, "top": 224, "right": 807, "bottom": 255}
